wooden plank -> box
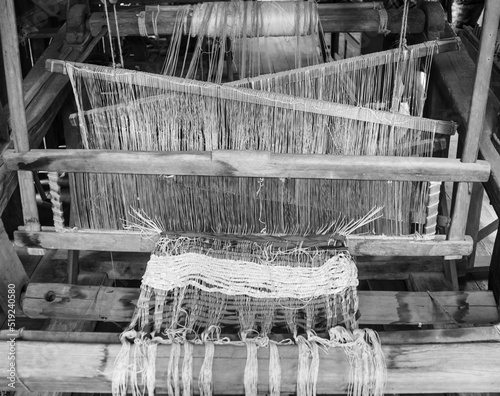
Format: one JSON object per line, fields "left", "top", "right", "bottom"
{"left": 13, "top": 228, "right": 475, "bottom": 257}
{"left": 478, "top": 218, "right": 498, "bottom": 241}
{"left": 21, "top": 283, "right": 497, "bottom": 325}
{"left": 88, "top": 5, "right": 429, "bottom": 37}
{"left": 47, "top": 60, "right": 457, "bottom": 136}
{"left": 0, "top": 220, "right": 28, "bottom": 315}
{"left": 5, "top": 325, "right": 500, "bottom": 344}
{"left": 3, "top": 149, "right": 490, "bottom": 182}
{"left": 0, "top": 0, "right": 40, "bottom": 230}
{"left": 1, "top": 333, "right": 500, "bottom": 393}
{"left": 78, "top": 252, "right": 449, "bottom": 281}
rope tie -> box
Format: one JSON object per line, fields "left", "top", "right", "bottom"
{"left": 47, "top": 172, "right": 65, "bottom": 232}
{"left": 138, "top": 11, "right": 148, "bottom": 37}
{"left": 376, "top": 5, "right": 391, "bottom": 36}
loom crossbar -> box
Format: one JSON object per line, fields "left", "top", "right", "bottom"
{"left": 21, "top": 283, "right": 498, "bottom": 325}
{"left": 46, "top": 59, "right": 457, "bottom": 136}
{"left": 13, "top": 228, "right": 474, "bottom": 257}
{"left": 2, "top": 328, "right": 500, "bottom": 393}
{"left": 3, "top": 149, "right": 490, "bottom": 182}
{"left": 89, "top": 4, "right": 432, "bottom": 37}
{"left": 228, "top": 37, "right": 462, "bottom": 87}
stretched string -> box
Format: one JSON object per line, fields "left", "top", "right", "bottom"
{"left": 102, "top": 0, "right": 116, "bottom": 68}
{"left": 398, "top": 0, "right": 411, "bottom": 49}
{"left": 113, "top": 2, "right": 125, "bottom": 67}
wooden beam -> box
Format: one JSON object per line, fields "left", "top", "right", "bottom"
{"left": 47, "top": 60, "right": 457, "bottom": 136}
{"left": 0, "top": 0, "right": 40, "bottom": 230}
{"left": 0, "top": 220, "right": 28, "bottom": 315}
{"left": 3, "top": 149, "right": 490, "bottom": 182}
{"left": 5, "top": 325, "right": 500, "bottom": 344}
{"left": 77, "top": 252, "right": 451, "bottom": 281}
{"left": 21, "top": 282, "right": 498, "bottom": 325}
{"left": 13, "top": 228, "right": 475, "bottom": 257}
{"left": 1, "top": 327, "right": 500, "bottom": 393}
{"left": 88, "top": 5, "right": 432, "bottom": 37}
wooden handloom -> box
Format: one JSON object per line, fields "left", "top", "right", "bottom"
{"left": 1, "top": 0, "right": 500, "bottom": 394}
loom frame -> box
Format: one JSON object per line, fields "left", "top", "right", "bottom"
{"left": 2, "top": 0, "right": 500, "bottom": 393}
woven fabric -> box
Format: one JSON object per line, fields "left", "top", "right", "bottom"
{"left": 144, "top": 252, "right": 357, "bottom": 299}
{"left": 130, "top": 237, "right": 359, "bottom": 337}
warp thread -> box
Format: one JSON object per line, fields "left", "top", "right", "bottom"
{"left": 268, "top": 341, "right": 281, "bottom": 396}
{"left": 198, "top": 341, "right": 215, "bottom": 396}
{"left": 182, "top": 342, "right": 194, "bottom": 396}
{"left": 166, "top": 341, "right": 181, "bottom": 396}
{"left": 244, "top": 341, "right": 258, "bottom": 396}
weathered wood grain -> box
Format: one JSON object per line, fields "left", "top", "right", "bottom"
{"left": 76, "top": 251, "right": 450, "bottom": 281}
{"left": 0, "top": 0, "right": 40, "bottom": 230}
{"left": 21, "top": 283, "right": 498, "bottom": 325}
{"left": 1, "top": 330, "right": 500, "bottom": 393}
{"left": 88, "top": 5, "right": 431, "bottom": 37}
{"left": 13, "top": 228, "right": 474, "bottom": 257}
{"left": 3, "top": 149, "right": 491, "bottom": 182}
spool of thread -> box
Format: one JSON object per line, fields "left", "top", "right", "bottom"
{"left": 190, "top": 2, "right": 319, "bottom": 38}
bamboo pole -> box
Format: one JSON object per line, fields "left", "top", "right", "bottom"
{"left": 0, "top": 0, "right": 40, "bottom": 231}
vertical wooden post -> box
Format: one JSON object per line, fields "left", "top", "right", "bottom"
{"left": 0, "top": 219, "right": 28, "bottom": 315}
{"left": 465, "top": 182, "right": 484, "bottom": 268}
{"left": 445, "top": 0, "right": 500, "bottom": 288}
{"left": 0, "top": 0, "right": 40, "bottom": 231}
{"left": 448, "top": 0, "right": 500, "bottom": 241}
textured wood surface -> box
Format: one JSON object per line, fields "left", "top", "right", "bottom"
{"left": 88, "top": 5, "right": 431, "bottom": 37}
{"left": 13, "top": 228, "right": 474, "bottom": 257}
{"left": 22, "top": 282, "right": 497, "bottom": 325}
{"left": 3, "top": 149, "right": 490, "bottom": 182}
{"left": 1, "top": 327, "right": 500, "bottom": 393}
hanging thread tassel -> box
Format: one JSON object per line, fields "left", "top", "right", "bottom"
{"left": 182, "top": 342, "right": 194, "bottom": 396}
{"left": 111, "top": 332, "right": 133, "bottom": 396}
{"left": 268, "top": 341, "right": 281, "bottom": 396}
{"left": 296, "top": 336, "right": 311, "bottom": 396}
{"left": 198, "top": 342, "right": 215, "bottom": 396}
{"left": 244, "top": 340, "right": 258, "bottom": 396}
{"left": 167, "top": 341, "right": 181, "bottom": 396}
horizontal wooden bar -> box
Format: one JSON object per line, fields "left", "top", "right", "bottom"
{"left": 4, "top": 325, "right": 500, "bottom": 344}
{"left": 13, "top": 228, "right": 474, "bottom": 257}
{"left": 21, "top": 283, "right": 498, "bottom": 325}
{"left": 46, "top": 60, "right": 457, "bottom": 135}
{"left": 88, "top": 5, "right": 431, "bottom": 37}
{"left": 76, "top": 251, "right": 452, "bottom": 281}
{"left": 2, "top": 330, "right": 500, "bottom": 393}
{"left": 3, "top": 149, "right": 490, "bottom": 182}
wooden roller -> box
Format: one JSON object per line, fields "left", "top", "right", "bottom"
{"left": 89, "top": 2, "right": 444, "bottom": 37}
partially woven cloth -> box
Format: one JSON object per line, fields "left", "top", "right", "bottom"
{"left": 113, "top": 236, "right": 386, "bottom": 396}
